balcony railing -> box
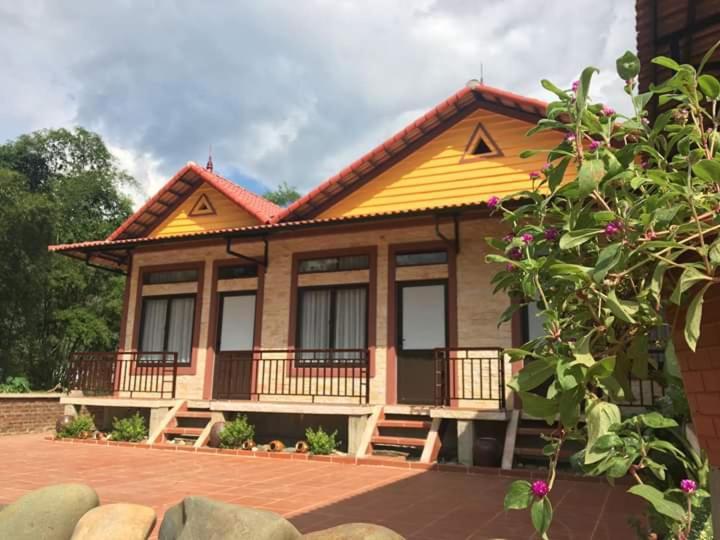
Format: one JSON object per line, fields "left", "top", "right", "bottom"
{"left": 212, "top": 348, "right": 370, "bottom": 403}
{"left": 66, "top": 351, "right": 178, "bottom": 399}
{"left": 434, "top": 347, "right": 506, "bottom": 409}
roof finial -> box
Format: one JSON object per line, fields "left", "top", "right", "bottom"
{"left": 206, "top": 145, "right": 214, "bottom": 172}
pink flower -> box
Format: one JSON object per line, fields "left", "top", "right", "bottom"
{"left": 529, "top": 170, "right": 541, "bottom": 180}
{"left": 680, "top": 479, "right": 697, "bottom": 494}
{"left": 589, "top": 140, "right": 601, "bottom": 151}
{"left": 571, "top": 80, "right": 580, "bottom": 93}
{"left": 645, "top": 230, "right": 657, "bottom": 240}
{"left": 544, "top": 227, "right": 559, "bottom": 241}
{"left": 503, "top": 233, "right": 514, "bottom": 243}
{"left": 541, "top": 162, "right": 552, "bottom": 173}
{"left": 532, "top": 480, "right": 549, "bottom": 498}
{"left": 505, "top": 263, "right": 515, "bottom": 272}
{"left": 509, "top": 247, "right": 523, "bottom": 260}
{"left": 487, "top": 196, "right": 500, "bottom": 209}
{"left": 565, "top": 133, "right": 576, "bottom": 143}
{"left": 605, "top": 220, "right": 623, "bottom": 237}
{"left": 601, "top": 105, "right": 615, "bottom": 117}
{"left": 521, "top": 233, "right": 534, "bottom": 245}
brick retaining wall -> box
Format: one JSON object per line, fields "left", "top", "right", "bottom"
{"left": 0, "top": 394, "right": 64, "bottom": 435}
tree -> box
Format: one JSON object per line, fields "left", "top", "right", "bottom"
{"left": 263, "top": 181, "right": 301, "bottom": 206}
{"left": 492, "top": 44, "right": 719, "bottom": 539}
{"left": 0, "top": 128, "right": 133, "bottom": 387}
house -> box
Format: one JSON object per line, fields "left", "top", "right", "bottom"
{"left": 49, "top": 82, "right": 653, "bottom": 466}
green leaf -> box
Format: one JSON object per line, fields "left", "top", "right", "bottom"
{"left": 671, "top": 266, "right": 710, "bottom": 305}
{"left": 548, "top": 263, "right": 594, "bottom": 280}
{"left": 699, "top": 74, "right": 720, "bottom": 99}
{"left": 573, "top": 333, "right": 595, "bottom": 367}
{"left": 541, "top": 79, "right": 569, "bottom": 99}
{"left": 519, "top": 391, "right": 559, "bottom": 422}
{"left": 616, "top": 51, "right": 641, "bottom": 80}
{"left": 576, "top": 66, "right": 599, "bottom": 111}
{"left": 559, "top": 386, "right": 583, "bottom": 427}
{"left": 504, "top": 480, "right": 533, "bottom": 510}
{"left": 585, "top": 400, "right": 621, "bottom": 464}
{"left": 639, "top": 412, "right": 678, "bottom": 429}
{"left": 710, "top": 238, "right": 720, "bottom": 265}
{"left": 663, "top": 340, "right": 682, "bottom": 379}
{"left": 606, "top": 289, "right": 636, "bottom": 324}
{"left": 592, "top": 433, "right": 622, "bottom": 451}
{"left": 578, "top": 160, "right": 606, "bottom": 197}
{"left": 530, "top": 498, "right": 553, "bottom": 537}
{"left": 652, "top": 56, "right": 682, "bottom": 72}
{"left": 511, "top": 359, "right": 556, "bottom": 392}
{"left": 593, "top": 244, "right": 622, "bottom": 282}
{"left": 628, "top": 485, "right": 687, "bottom": 522}
{"left": 558, "top": 229, "right": 602, "bottom": 250}
{"left": 699, "top": 40, "right": 720, "bottom": 73}
{"left": 519, "top": 149, "right": 539, "bottom": 159}
{"left": 692, "top": 159, "right": 720, "bottom": 182}
{"left": 588, "top": 356, "right": 616, "bottom": 379}
{"left": 548, "top": 156, "right": 570, "bottom": 192}
{"left": 685, "top": 283, "right": 711, "bottom": 352}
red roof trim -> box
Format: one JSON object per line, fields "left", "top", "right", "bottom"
{"left": 275, "top": 82, "right": 548, "bottom": 223}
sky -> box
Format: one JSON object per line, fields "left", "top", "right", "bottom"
{"left": 0, "top": 1, "right": 637, "bottom": 206}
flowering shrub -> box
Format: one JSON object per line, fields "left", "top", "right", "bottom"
{"left": 110, "top": 412, "right": 148, "bottom": 442}
{"left": 491, "top": 43, "right": 720, "bottom": 539}
{"left": 219, "top": 415, "right": 255, "bottom": 449}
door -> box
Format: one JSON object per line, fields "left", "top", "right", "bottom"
{"left": 397, "top": 281, "right": 448, "bottom": 404}
{"left": 212, "top": 292, "right": 256, "bottom": 399}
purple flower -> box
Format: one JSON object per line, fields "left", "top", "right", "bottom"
{"left": 645, "top": 230, "right": 657, "bottom": 240}
{"left": 509, "top": 247, "right": 523, "bottom": 261}
{"left": 601, "top": 105, "right": 615, "bottom": 117}
{"left": 605, "top": 220, "right": 623, "bottom": 237}
{"left": 505, "top": 263, "right": 515, "bottom": 272}
{"left": 521, "top": 233, "right": 534, "bottom": 245}
{"left": 544, "top": 227, "right": 559, "bottom": 241}
{"left": 680, "top": 479, "right": 697, "bottom": 494}
{"left": 487, "top": 196, "right": 500, "bottom": 209}
{"left": 529, "top": 170, "right": 541, "bottom": 180}
{"left": 532, "top": 480, "right": 549, "bottom": 499}
{"left": 571, "top": 80, "right": 580, "bottom": 93}
{"left": 541, "top": 162, "right": 552, "bottom": 173}
{"left": 503, "top": 233, "right": 514, "bottom": 243}
{"left": 589, "top": 140, "right": 601, "bottom": 151}
{"left": 565, "top": 133, "right": 576, "bottom": 143}
{"left": 640, "top": 158, "right": 650, "bottom": 170}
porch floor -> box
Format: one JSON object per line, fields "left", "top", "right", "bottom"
{"left": 0, "top": 433, "right": 643, "bottom": 539}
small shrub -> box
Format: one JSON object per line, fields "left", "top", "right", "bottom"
{"left": 57, "top": 414, "right": 95, "bottom": 438}
{"left": 111, "top": 413, "right": 148, "bottom": 442}
{"left": 219, "top": 415, "right": 255, "bottom": 449}
{"left": 305, "top": 426, "right": 339, "bottom": 455}
{"left": 0, "top": 376, "right": 31, "bottom": 393}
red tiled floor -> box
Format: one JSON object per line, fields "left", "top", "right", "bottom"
{"left": 0, "top": 433, "right": 645, "bottom": 539}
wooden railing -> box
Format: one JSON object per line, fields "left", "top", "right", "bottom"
{"left": 212, "top": 348, "right": 370, "bottom": 403}
{"left": 66, "top": 351, "right": 178, "bottom": 399}
{"left": 434, "top": 347, "right": 506, "bottom": 409}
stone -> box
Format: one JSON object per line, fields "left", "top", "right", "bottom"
{"left": 159, "top": 496, "right": 301, "bottom": 540}
{"left": 303, "top": 523, "right": 406, "bottom": 539}
{"left": 71, "top": 503, "right": 156, "bottom": 540}
{"left": 0, "top": 483, "right": 99, "bottom": 540}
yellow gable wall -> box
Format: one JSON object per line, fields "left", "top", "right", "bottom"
{"left": 318, "top": 107, "right": 565, "bottom": 218}
{"left": 149, "top": 184, "right": 260, "bottom": 238}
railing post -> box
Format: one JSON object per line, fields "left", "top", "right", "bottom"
{"left": 498, "top": 349, "right": 506, "bottom": 410}
{"left": 365, "top": 349, "right": 370, "bottom": 404}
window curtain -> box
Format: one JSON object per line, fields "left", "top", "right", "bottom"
{"left": 140, "top": 299, "right": 167, "bottom": 355}
{"left": 167, "top": 297, "right": 195, "bottom": 364}
{"left": 335, "top": 288, "right": 366, "bottom": 361}
{"left": 299, "top": 289, "right": 331, "bottom": 361}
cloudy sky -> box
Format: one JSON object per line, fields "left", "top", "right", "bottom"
{"left": 0, "top": 1, "right": 636, "bottom": 205}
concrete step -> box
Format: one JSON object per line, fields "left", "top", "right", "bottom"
{"left": 516, "top": 426, "right": 557, "bottom": 437}
{"left": 514, "top": 446, "right": 574, "bottom": 459}
{"left": 175, "top": 411, "right": 213, "bottom": 419}
{"left": 164, "top": 427, "right": 204, "bottom": 438}
{"left": 371, "top": 435, "right": 426, "bottom": 448}
{"left": 377, "top": 419, "right": 431, "bottom": 430}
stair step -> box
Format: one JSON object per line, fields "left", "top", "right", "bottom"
{"left": 517, "top": 426, "right": 557, "bottom": 437}
{"left": 371, "top": 435, "right": 426, "bottom": 448}
{"left": 377, "top": 419, "right": 431, "bottom": 430}
{"left": 514, "top": 446, "right": 575, "bottom": 459}
{"left": 175, "top": 411, "right": 213, "bottom": 419}
{"left": 164, "top": 427, "right": 204, "bottom": 437}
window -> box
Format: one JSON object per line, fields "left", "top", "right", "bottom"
{"left": 470, "top": 137, "right": 492, "bottom": 155}
{"left": 395, "top": 250, "right": 448, "bottom": 267}
{"left": 218, "top": 264, "right": 258, "bottom": 280}
{"left": 461, "top": 123, "right": 501, "bottom": 161}
{"left": 139, "top": 295, "right": 196, "bottom": 364}
{"left": 298, "top": 254, "right": 369, "bottom": 274}
{"left": 297, "top": 286, "right": 367, "bottom": 364}
{"left": 143, "top": 269, "right": 199, "bottom": 285}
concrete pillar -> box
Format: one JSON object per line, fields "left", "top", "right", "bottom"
{"left": 711, "top": 467, "right": 720, "bottom": 536}
{"left": 347, "top": 415, "right": 369, "bottom": 455}
{"left": 63, "top": 404, "right": 79, "bottom": 417}
{"left": 457, "top": 420, "right": 475, "bottom": 466}
{"left": 149, "top": 407, "right": 170, "bottom": 434}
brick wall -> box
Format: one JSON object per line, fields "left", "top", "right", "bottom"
{"left": 0, "top": 394, "right": 64, "bottom": 435}
{"left": 675, "top": 285, "right": 720, "bottom": 465}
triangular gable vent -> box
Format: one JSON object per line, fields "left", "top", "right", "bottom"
{"left": 460, "top": 122, "right": 502, "bottom": 163}
{"left": 189, "top": 193, "right": 216, "bottom": 216}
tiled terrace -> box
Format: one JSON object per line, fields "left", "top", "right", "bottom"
{"left": 0, "top": 433, "right": 644, "bottom": 539}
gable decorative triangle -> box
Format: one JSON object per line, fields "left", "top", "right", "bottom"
{"left": 189, "top": 193, "right": 216, "bottom": 217}
{"left": 459, "top": 122, "right": 503, "bottom": 163}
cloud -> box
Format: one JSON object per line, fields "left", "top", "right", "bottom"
{"left": 0, "top": 1, "right": 636, "bottom": 204}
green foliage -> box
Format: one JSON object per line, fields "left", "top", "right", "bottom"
{"left": 305, "top": 426, "right": 339, "bottom": 455}
{"left": 219, "top": 415, "right": 255, "bottom": 449}
{"left": 0, "top": 128, "right": 133, "bottom": 387}
{"left": 489, "top": 43, "right": 720, "bottom": 539}
{"left": 57, "top": 414, "right": 95, "bottom": 438}
{"left": 110, "top": 413, "right": 148, "bottom": 442}
{"left": 263, "top": 181, "right": 301, "bottom": 207}
{"left": 0, "top": 376, "right": 31, "bottom": 393}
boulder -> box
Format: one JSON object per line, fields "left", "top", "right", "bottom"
{"left": 303, "top": 523, "right": 406, "bottom": 539}
{"left": 159, "top": 496, "right": 301, "bottom": 540}
{"left": 0, "top": 483, "right": 99, "bottom": 540}
{"left": 71, "top": 503, "right": 156, "bottom": 540}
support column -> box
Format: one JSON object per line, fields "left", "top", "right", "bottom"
{"left": 711, "top": 467, "right": 720, "bottom": 536}
{"left": 63, "top": 404, "right": 79, "bottom": 417}
{"left": 457, "top": 420, "right": 475, "bottom": 466}
{"left": 149, "top": 407, "right": 170, "bottom": 435}
{"left": 347, "top": 415, "right": 369, "bottom": 455}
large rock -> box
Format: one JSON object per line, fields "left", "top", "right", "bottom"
{"left": 159, "top": 496, "right": 301, "bottom": 540}
{"left": 0, "top": 483, "right": 99, "bottom": 540}
{"left": 71, "top": 503, "right": 156, "bottom": 540}
{"left": 303, "top": 523, "right": 406, "bottom": 539}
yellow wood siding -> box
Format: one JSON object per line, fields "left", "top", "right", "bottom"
{"left": 149, "top": 184, "right": 260, "bottom": 238}
{"left": 318, "top": 108, "right": 564, "bottom": 218}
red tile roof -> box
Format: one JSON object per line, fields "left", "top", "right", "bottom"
{"left": 275, "top": 82, "right": 548, "bottom": 222}
{"left": 107, "top": 162, "right": 281, "bottom": 241}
